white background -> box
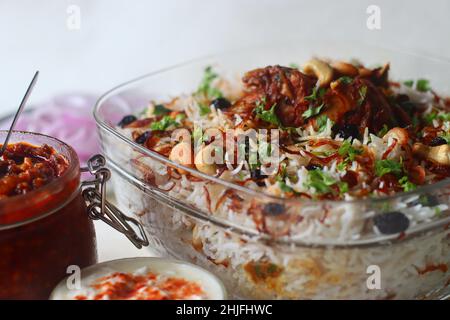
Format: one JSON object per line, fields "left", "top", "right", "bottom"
{"left": 1, "top": 0, "right": 449, "bottom": 260}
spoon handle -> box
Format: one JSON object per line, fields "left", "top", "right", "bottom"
{"left": 0, "top": 71, "right": 39, "bottom": 156}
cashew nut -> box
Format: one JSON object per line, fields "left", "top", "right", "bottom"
{"left": 383, "top": 127, "right": 409, "bottom": 145}
{"left": 412, "top": 143, "right": 450, "bottom": 166}
{"left": 331, "top": 61, "right": 358, "bottom": 77}
{"left": 194, "top": 144, "right": 221, "bottom": 175}
{"left": 303, "top": 59, "right": 334, "bottom": 87}
{"left": 169, "top": 142, "right": 193, "bottom": 174}
{"left": 192, "top": 224, "right": 203, "bottom": 252}
{"left": 358, "top": 67, "right": 372, "bottom": 77}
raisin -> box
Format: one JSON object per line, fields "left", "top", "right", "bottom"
{"left": 262, "top": 203, "right": 285, "bottom": 216}
{"left": 305, "top": 164, "right": 320, "bottom": 171}
{"left": 373, "top": 211, "right": 410, "bottom": 234}
{"left": 118, "top": 115, "right": 137, "bottom": 127}
{"left": 411, "top": 194, "right": 440, "bottom": 207}
{"left": 429, "top": 136, "right": 447, "bottom": 147}
{"left": 211, "top": 98, "right": 231, "bottom": 110}
{"left": 333, "top": 124, "right": 360, "bottom": 140}
{"left": 135, "top": 131, "right": 151, "bottom": 145}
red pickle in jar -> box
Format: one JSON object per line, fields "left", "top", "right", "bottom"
{"left": 0, "top": 134, "right": 97, "bottom": 300}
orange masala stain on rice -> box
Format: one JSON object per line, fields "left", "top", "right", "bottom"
{"left": 244, "top": 261, "right": 283, "bottom": 284}
{"left": 415, "top": 263, "right": 448, "bottom": 276}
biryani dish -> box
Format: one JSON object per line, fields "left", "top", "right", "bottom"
{"left": 106, "top": 58, "right": 450, "bottom": 299}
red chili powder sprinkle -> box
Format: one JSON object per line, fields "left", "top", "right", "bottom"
{"left": 74, "top": 272, "right": 206, "bottom": 300}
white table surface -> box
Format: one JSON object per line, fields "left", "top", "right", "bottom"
{"left": 94, "top": 221, "right": 154, "bottom": 262}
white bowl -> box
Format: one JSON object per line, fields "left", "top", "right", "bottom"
{"left": 50, "top": 257, "right": 227, "bottom": 300}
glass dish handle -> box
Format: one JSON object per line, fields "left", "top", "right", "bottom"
{"left": 81, "top": 154, "right": 149, "bottom": 249}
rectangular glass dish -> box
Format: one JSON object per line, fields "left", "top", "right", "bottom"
{"left": 94, "top": 43, "right": 450, "bottom": 299}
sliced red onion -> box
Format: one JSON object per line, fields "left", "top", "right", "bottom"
{"left": 0, "top": 94, "right": 103, "bottom": 165}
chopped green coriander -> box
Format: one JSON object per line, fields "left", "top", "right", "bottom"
{"left": 338, "top": 181, "right": 349, "bottom": 194}
{"left": 316, "top": 114, "right": 333, "bottom": 132}
{"left": 438, "top": 132, "right": 450, "bottom": 144}
{"left": 192, "top": 126, "right": 204, "bottom": 145}
{"left": 402, "top": 78, "right": 431, "bottom": 92}
{"left": 198, "top": 103, "right": 211, "bottom": 116}
{"left": 358, "top": 85, "right": 368, "bottom": 106}
{"left": 374, "top": 159, "right": 403, "bottom": 177}
{"left": 304, "top": 169, "right": 337, "bottom": 194}
{"left": 438, "top": 113, "right": 450, "bottom": 122}
{"left": 336, "top": 161, "right": 347, "bottom": 171}
{"left": 150, "top": 115, "right": 182, "bottom": 131}
{"left": 302, "top": 103, "right": 325, "bottom": 119}
{"left": 288, "top": 63, "right": 299, "bottom": 69}
{"left": 338, "top": 140, "right": 362, "bottom": 161}
{"left": 337, "top": 76, "right": 353, "bottom": 85}
{"left": 424, "top": 112, "right": 438, "bottom": 125}
{"left": 403, "top": 80, "right": 414, "bottom": 88}
{"left": 305, "top": 87, "right": 326, "bottom": 102}
{"left": 416, "top": 79, "right": 430, "bottom": 92}
{"left": 399, "top": 176, "right": 417, "bottom": 192}
{"left": 278, "top": 180, "right": 294, "bottom": 193}
{"left": 153, "top": 104, "right": 171, "bottom": 116}
{"left": 196, "top": 66, "right": 223, "bottom": 99}
{"left": 377, "top": 124, "right": 389, "bottom": 137}
{"left": 254, "top": 98, "right": 281, "bottom": 126}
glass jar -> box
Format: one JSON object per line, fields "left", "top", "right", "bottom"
{"left": 0, "top": 131, "right": 97, "bottom": 300}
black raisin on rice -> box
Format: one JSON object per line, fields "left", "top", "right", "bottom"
{"left": 135, "top": 131, "right": 152, "bottom": 145}
{"left": 429, "top": 136, "right": 447, "bottom": 147}
{"left": 332, "top": 123, "right": 360, "bottom": 140}
{"left": 118, "top": 115, "right": 137, "bottom": 127}
{"left": 250, "top": 168, "right": 268, "bottom": 180}
{"left": 373, "top": 211, "right": 410, "bottom": 235}
{"left": 262, "top": 203, "right": 285, "bottom": 216}
{"left": 411, "top": 194, "right": 440, "bottom": 207}
{"left": 211, "top": 97, "right": 231, "bottom": 110}
{"left": 305, "top": 164, "right": 321, "bottom": 171}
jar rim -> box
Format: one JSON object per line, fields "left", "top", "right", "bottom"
{"left": 0, "top": 130, "right": 80, "bottom": 229}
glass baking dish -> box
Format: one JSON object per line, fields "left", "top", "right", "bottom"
{"left": 94, "top": 43, "right": 450, "bottom": 299}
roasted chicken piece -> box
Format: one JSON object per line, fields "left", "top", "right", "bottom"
{"left": 226, "top": 65, "right": 316, "bottom": 127}
{"left": 227, "top": 62, "right": 411, "bottom": 134}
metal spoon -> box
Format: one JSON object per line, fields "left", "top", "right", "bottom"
{"left": 0, "top": 71, "right": 39, "bottom": 156}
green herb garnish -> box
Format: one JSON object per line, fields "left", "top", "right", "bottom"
{"left": 150, "top": 115, "right": 183, "bottom": 131}
{"left": 288, "top": 63, "right": 299, "bottom": 69}
{"left": 305, "top": 87, "right": 326, "bottom": 102}
{"left": 416, "top": 79, "right": 430, "bottom": 92}
{"left": 358, "top": 85, "right": 368, "bottom": 105}
{"left": 424, "top": 112, "right": 450, "bottom": 125}
{"left": 402, "top": 79, "right": 431, "bottom": 92}
{"left": 153, "top": 104, "right": 171, "bottom": 116}
{"left": 338, "top": 140, "right": 362, "bottom": 161}
{"left": 305, "top": 169, "right": 342, "bottom": 194}
{"left": 195, "top": 66, "right": 223, "bottom": 116}
{"left": 403, "top": 80, "right": 414, "bottom": 88}
{"left": 254, "top": 97, "right": 281, "bottom": 126}
{"left": 399, "top": 176, "right": 417, "bottom": 192}
{"left": 192, "top": 126, "right": 204, "bottom": 146}
{"left": 198, "top": 103, "right": 211, "bottom": 116}
{"left": 302, "top": 103, "right": 325, "bottom": 119}
{"left": 438, "top": 132, "right": 450, "bottom": 144}
{"left": 377, "top": 124, "right": 389, "bottom": 137}
{"left": 374, "top": 159, "right": 403, "bottom": 177}
{"left": 316, "top": 114, "right": 333, "bottom": 133}
{"left": 338, "top": 76, "right": 353, "bottom": 85}
{"left": 196, "top": 66, "right": 223, "bottom": 99}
